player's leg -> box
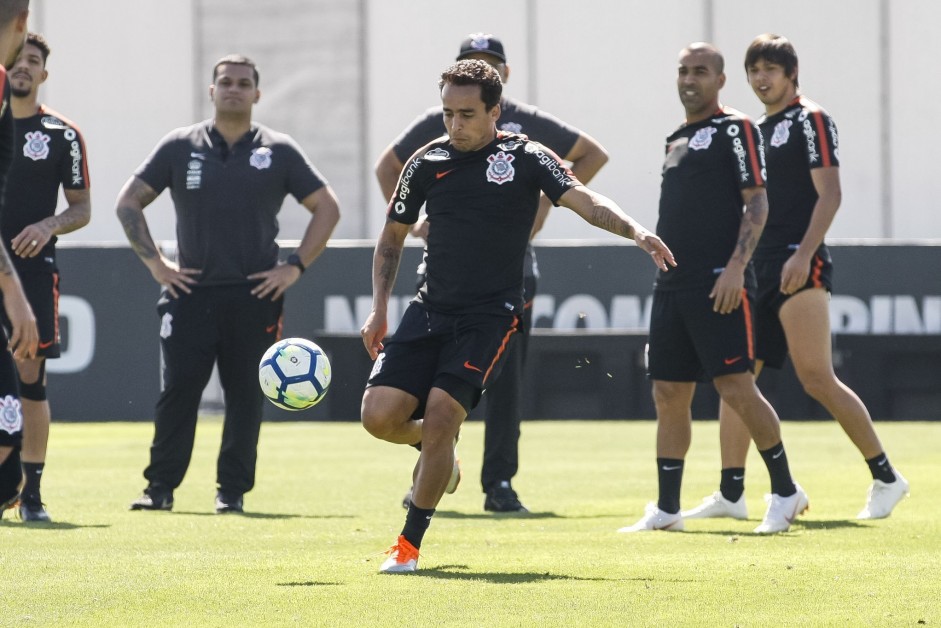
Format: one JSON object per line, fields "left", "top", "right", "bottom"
{"left": 0, "top": 347, "right": 24, "bottom": 518}
{"left": 779, "top": 288, "right": 908, "bottom": 518}
{"left": 17, "top": 357, "right": 51, "bottom": 520}
{"left": 212, "top": 290, "right": 283, "bottom": 513}
{"left": 132, "top": 292, "right": 216, "bottom": 510}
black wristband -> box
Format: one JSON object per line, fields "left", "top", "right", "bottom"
{"left": 286, "top": 253, "right": 306, "bottom": 274}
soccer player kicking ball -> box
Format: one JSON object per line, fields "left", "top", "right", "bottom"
{"left": 620, "top": 42, "right": 807, "bottom": 535}
{"left": 682, "top": 34, "right": 908, "bottom": 524}
{"left": 361, "top": 59, "right": 673, "bottom": 573}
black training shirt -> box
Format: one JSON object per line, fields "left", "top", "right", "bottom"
{"left": 756, "top": 96, "right": 840, "bottom": 258}
{"left": 0, "top": 72, "right": 13, "bottom": 211}
{"left": 389, "top": 132, "right": 579, "bottom": 315}
{"left": 3, "top": 106, "right": 90, "bottom": 270}
{"left": 135, "top": 121, "right": 327, "bottom": 287}
{"left": 655, "top": 107, "right": 766, "bottom": 290}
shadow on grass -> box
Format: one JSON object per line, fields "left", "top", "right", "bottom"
{"left": 276, "top": 581, "right": 341, "bottom": 587}
{"left": 415, "top": 565, "right": 675, "bottom": 583}
{"left": 172, "top": 511, "right": 354, "bottom": 520}
{"left": 0, "top": 521, "right": 111, "bottom": 530}
{"left": 433, "top": 510, "right": 562, "bottom": 520}
{"left": 679, "top": 519, "right": 867, "bottom": 536}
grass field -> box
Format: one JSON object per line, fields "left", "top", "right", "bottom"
{"left": 1, "top": 418, "right": 939, "bottom": 627}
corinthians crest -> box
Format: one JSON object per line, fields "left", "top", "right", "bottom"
{"left": 689, "top": 127, "right": 717, "bottom": 151}
{"left": 23, "top": 130, "right": 51, "bottom": 161}
{"left": 486, "top": 151, "right": 515, "bottom": 184}
{"left": 250, "top": 146, "right": 272, "bottom": 170}
{"left": 770, "top": 119, "right": 793, "bottom": 148}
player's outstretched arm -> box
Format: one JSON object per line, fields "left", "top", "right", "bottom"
{"left": 558, "top": 185, "right": 675, "bottom": 271}
{"left": 12, "top": 188, "right": 91, "bottom": 259}
{"left": 115, "top": 176, "right": 200, "bottom": 298}
{"left": 361, "top": 219, "right": 410, "bottom": 360}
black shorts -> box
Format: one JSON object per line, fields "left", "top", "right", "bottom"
{"left": 0, "top": 349, "right": 23, "bottom": 446}
{"left": 366, "top": 301, "right": 519, "bottom": 413}
{"left": 754, "top": 246, "right": 833, "bottom": 369}
{"left": 647, "top": 287, "right": 755, "bottom": 382}
{"left": 0, "top": 270, "right": 60, "bottom": 359}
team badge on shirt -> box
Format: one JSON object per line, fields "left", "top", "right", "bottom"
{"left": 0, "top": 395, "right": 23, "bottom": 435}
{"left": 770, "top": 119, "right": 792, "bottom": 147}
{"left": 23, "top": 130, "right": 51, "bottom": 161}
{"left": 486, "top": 151, "right": 515, "bottom": 185}
{"left": 250, "top": 147, "right": 272, "bottom": 170}
{"left": 689, "top": 127, "right": 717, "bottom": 150}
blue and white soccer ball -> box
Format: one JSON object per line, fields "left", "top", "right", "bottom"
{"left": 258, "top": 337, "right": 331, "bottom": 410}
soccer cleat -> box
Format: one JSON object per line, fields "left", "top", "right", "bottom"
{"left": 618, "top": 502, "right": 684, "bottom": 533}
{"left": 681, "top": 491, "right": 748, "bottom": 520}
{"left": 484, "top": 481, "right": 528, "bottom": 513}
{"left": 19, "top": 495, "right": 52, "bottom": 522}
{"left": 858, "top": 470, "right": 910, "bottom": 520}
{"left": 129, "top": 485, "right": 174, "bottom": 511}
{"left": 379, "top": 535, "right": 420, "bottom": 573}
{"left": 754, "top": 484, "right": 809, "bottom": 534}
{"left": 215, "top": 491, "right": 244, "bottom": 514}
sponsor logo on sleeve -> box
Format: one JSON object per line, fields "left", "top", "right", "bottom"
{"left": 801, "top": 117, "right": 820, "bottom": 164}
{"left": 524, "top": 142, "right": 576, "bottom": 186}
{"left": 828, "top": 116, "right": 840, "bottom": 161}
{"left": 397, "top": 156, "right": 422, "bottom": 201}
{"left": 64, "top": 128, "right": 84, "bottom": 185}
{"left": 770, "top": 119, "right": 792, "bottom": 147}
{"left": 40, "top": 115, "right": 67, "bottom": 129}
{"left": 689, "top": 126, "right": 717, "bottom": 150}
{"left": 486, "top": 151, "right": 515, "bottom": 184}
{"left": 249, "top": 146, "right": 272, "bottom": 170}
{"left": 23, "top": 130, "right": 51, "bottom": 161}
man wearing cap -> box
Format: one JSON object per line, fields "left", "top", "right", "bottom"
{"left": 375, "top": 33, "right": 609, "bottom": 514}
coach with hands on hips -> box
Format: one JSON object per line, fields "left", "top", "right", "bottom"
{"left": 116, "top": 54, "right": 339, "bottom": 515}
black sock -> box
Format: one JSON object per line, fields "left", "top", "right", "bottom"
{"left": 401, "top": 501, "right": 435, "bottom": 548}
{"left": 720, "top": 467, "right": 746, "bottom": 502}
{"left": 865, "top": 453, "right": 896, "bottom": 483}
{"left": 758, "top": 443, "right": 796, "bottom": 497}
{"left": 22, "top": 462, "right": 44, "bottom": 499}
{"left": 656, "top": 458, "right": 684, "bottom": 514}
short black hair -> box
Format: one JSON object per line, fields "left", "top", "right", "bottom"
{"left": 682, "top": 42, "right": 725, "bottom": 74}
{"left": 438, "top": 59, "right": 502, "bottom": 111}
{"left": 25, "top": 32, "right": 49, "bottom": 64}
{"left": 212, "top": 54, "right": 259, "bottom": 87}
{"left": 745, "top": 33, "right": 799, "bottom": 87}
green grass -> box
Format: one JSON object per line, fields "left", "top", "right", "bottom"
{"left": 1, "top": 419, "right": 939, "bottom": 627}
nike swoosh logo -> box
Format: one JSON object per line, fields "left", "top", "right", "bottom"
{"left": 265, "top": 324, "right": 277, "bottom": 333}
{"left": 38, "top": 340, "right": 54, "bottom": 349}
{"left": 732, "top": 475, "right": 745, "bottom": 481}
{"left": 436, "top": 169, "right": 456, "bottom": 179}
{"left": 772, "top": 450, "right": 784, "bottom": 459}
{"left": 661, "top": 465, "right": 683, "bottom": 471}
{"left": 724, "top": 356, "right": 743, "bottom": 365}
{"left": 463, "top": 361, "right": 482, "bottom": 373}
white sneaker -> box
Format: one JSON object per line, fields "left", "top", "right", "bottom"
{"left": 754, "top": 484, "right": 809, "bottom": 534}
{"left": 379, "top": 535, "right": 419, "bottom": 573}
{"left": 618, "top": 502, "right": 684, "bottom": 533}
{"left": 858, "top": 471, "right": 910, "bottom": 519}
{"left": 681, "top": 491, "right": 748, "bottom": 520}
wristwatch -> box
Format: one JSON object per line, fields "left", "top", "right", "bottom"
{"left": 286, "top": 253, "right": 306, "bottom": 274}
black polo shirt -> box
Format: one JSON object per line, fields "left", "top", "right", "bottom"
{"left": 655, "top": 107, "right": 766, "bottom": 290}
{"left": 389, "top": 132, "right": 578, "bottom": 315}
{"left": 0, "top": 72, "right": 13, "bottom": 209}
{"left": 756, "top": 96, "right": 840, "bottom": 258}
{"left": 135, "top": 121, "right": 327, "bottom": 287}
{"left": 3, "top": 106, "right": 90, "bottom": 271}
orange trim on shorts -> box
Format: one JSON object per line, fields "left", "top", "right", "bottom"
{"left": 741, "top": 289, "right": 754, "bottom": 360}
{"left": 482, "top": 316, "right": 519, "bottom": 384}
{"left": 52, "top": 272, "right": 61, "bottom": 345}
{"left": 811, "top": 254, "right": 824, "bottom": 288}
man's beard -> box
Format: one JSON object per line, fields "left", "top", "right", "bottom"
{"left": 11, "top": 84, "right": 30, "bottom": 98}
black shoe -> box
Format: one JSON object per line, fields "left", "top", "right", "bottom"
{"left": 19, "top": 494, "right": 52, "bottom": 522}
{"left": 129, "top": 485, "right": 174, "bottom": 511}
{"left": 215, "top": 491, "right": 244, "bottom": 514}
{"left": 484, "top": 481, "right": 529, "bottom": 513}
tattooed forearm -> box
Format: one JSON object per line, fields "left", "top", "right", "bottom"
{"left": 590, "top": 205, "right": 636, "bottom": 240}
{"left": 732, "top": 190, "right": 769, "bottom": 265}
{"left": 116, "top": 206, "right": 159, "bottom": 261}
{"left": 376, "top": 244, "right": 401, "bottom": 297}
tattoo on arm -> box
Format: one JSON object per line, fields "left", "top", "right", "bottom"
{"left": 590, "top": 205, "right": 635, "bottom": 240}
{"left": 733, "top": 191, "right": 769, "bottom": 264}
{"left": 376, "top": 244, "right": 401, "bottom": 297}
{"left": 116, "top": 178, "right": 161, "bottom": 261}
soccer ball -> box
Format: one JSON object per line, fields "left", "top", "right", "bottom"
{"left": 258, "top": 337, "right": 331, "bottom": 410}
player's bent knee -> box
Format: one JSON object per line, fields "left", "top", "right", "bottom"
{"left": 360, "top": 387, "right": 416, "bottom": 439}
{"left": 18, "top": 376, "right": 47, "bottom": 402}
